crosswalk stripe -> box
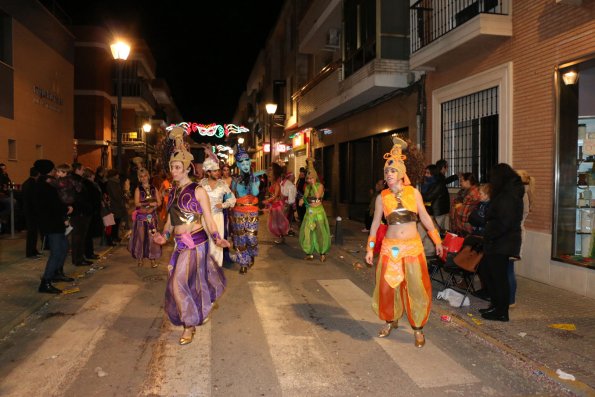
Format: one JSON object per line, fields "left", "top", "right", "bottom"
{"left": 249, "top": 281, "right": 346, "bottom": 395}
{"left": 0, "top": 284, "right": 139, "bottom": 396}
{"left": 142, "top": 321, "right": 211, "bottom": 396}
{"left": 318, "top": 279, "right": 479, "bottom": 388}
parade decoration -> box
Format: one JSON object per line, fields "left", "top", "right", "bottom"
{"left": 166, "top": 122, "right": 249, "bottom": 139}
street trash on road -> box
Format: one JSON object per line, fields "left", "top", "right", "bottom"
{"left": 470, "top": 317, "right": 482, "bottom": 325}
{"left": 440, "top": 315, "right": 451, "bottom": 322}
{"left": 555, "top": 369, "right": 575, "bottom": 381}
{"left": 339, "top": 256, "right": 344, "bottom": 259}
{"left": 518, "top": 332, "right": 527, "bottom": 337}
{"left": 352, "top": 262, "right": 364, "bottom": 270}
{"left": 61, "top": 287, "right": 80, "bottom": 295}
{"left": 436, "top": 288, "right": 470, "bottom": 307}
{"left": 549, "top": 323, "right": 576, "bottom": 331}
{"left": 94, "top": 366, "right": 108, "bottom": 377}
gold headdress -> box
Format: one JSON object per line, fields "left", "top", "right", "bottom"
{"left": 168, "top": 125, "right": 194, "bottom": 170}
{"left": 384, "top": 136, "right": 411, "bottom": 185}
{"left": 305, "top": 158, "right": 318, "bottom": 182}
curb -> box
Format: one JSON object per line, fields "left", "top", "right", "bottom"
{"left": 438, "top": 308, "right": 595, "bottom": 397}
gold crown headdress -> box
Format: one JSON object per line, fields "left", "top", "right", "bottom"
{"left": 168, "top": 125, "right": 194, "bottom": 169}
{"left": 305, "top": 158, "right": 318, "bottom": 182}
{"left": 384, "top": 136, "right": 410, "bottom": 185}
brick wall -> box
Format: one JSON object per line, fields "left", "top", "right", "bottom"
{"left": 424, "top": 0, "right": 595, "bottom": 234}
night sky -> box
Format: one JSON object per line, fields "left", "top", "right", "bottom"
{"left": 56, "top": 1, "right": 284, "bottom": 123}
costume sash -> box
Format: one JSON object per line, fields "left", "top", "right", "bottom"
{"left": 380, "top": 236, "right": 424, "bottom": 288}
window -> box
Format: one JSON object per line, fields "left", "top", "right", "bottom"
{"left": 554, "top": 58, "right": 595, "bottom": 268}
{"left": 8, "top": 139, "right": 17, "bottom": 160}
{"left": 343, "top": 0, "right": 376, "bottom": 78}
{"left": 441, "top": 87, "right": 499, "bottom": 185}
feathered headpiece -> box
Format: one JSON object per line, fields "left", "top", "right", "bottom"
{"left": 305, "top": 158, "right": 318, "bottom": 182}
{"left": 167, "top": 125, "right": 194, "bottom": 170}
{"left": 235, "top": 145, "right": 250, "bottom": 162}
{"left": 384, "top": 136, "right": 410, "bottom": 185}
{"left": 203, "top": 157, "right": 220, "bottom": 172}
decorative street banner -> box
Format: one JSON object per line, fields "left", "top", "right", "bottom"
{"left": 167, "top": 122, "right": 249, "bottom": 139}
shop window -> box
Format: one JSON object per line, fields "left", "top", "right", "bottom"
{"left": 554, "top": 58, "right": 595, "bottom": 268}
{"left": 441, "top": 87, "right": 499, "bottom": 185}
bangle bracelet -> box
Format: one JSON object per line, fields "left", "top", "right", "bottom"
{"left": 211, "top": 232, "right": 221, "bottom": 241}
{"left": 428, "top": 229, "right": 441, "bottom": 245}
{"left": 164, "top": 231, "right": 171, "bottom": 240}
{"left": 367, "top": 235, "right": 376, "bottom": 252}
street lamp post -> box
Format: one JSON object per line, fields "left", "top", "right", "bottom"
{"left": 265, "top": 103, "right": 277, "bottom": 167}
{"left": 143, "top": 122, "right": 151, "bottom": 171}
{"left": 111, "top": 40, "right": 131, "bottom": 174}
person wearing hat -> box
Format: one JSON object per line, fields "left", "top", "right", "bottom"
{"left": 199, "top": 157, "right": 236, "bottom": 267}
{"left": 262, "top": 163, "right": 290, "bottom": 244}
{"left": 364, "top": 138, "right": 443, "bottom": 347}
{"left": 128, "top": 167, "right": 162, "bottom": 267}
{"left": 153, "top": 125, "right": 229, "bottom": 345}
{"left": 33, "top": 159, "right": 74, "bottom": 293}
{"left": 280, "top": 171, "right": 297, "bottom": 236}
{"left": 298, "top": 158, "right": 331, "bottom": 262}
{"left": 229, "top": 145, "right": 263, "bottom": 274}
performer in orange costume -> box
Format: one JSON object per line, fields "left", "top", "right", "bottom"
{"left": 365, "top": 137, "right": 443, "bottom": 347}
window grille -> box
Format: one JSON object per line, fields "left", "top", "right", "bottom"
{"left": 441, "top": 87, "right": 498, "bottom": 185}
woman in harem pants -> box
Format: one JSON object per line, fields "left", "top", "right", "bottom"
{"left": 365, "top": 138, "right": 443, "bottom": 348}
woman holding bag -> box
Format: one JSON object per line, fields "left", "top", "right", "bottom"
{"left": 365, "top": 137, "right": 443, "bottom": 347}
{"left": 153, "top": 125, "right": 230, "bottom": 345}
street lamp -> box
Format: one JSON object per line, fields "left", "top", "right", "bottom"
{"left": 111, "top": 40, "right": 131, "bottom": 174}
{"left": 265, "top": 103, "right": 277, "bottom": 167}
{"left": 143, "top": 122, "right": 151, "bottom": 169}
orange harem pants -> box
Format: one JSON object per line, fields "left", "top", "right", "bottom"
{"left": 372, "top": 236, "right": 432, "bottom": 330}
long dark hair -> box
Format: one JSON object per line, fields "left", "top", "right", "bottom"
{"left": 461, "top": 172, "right": 478, "bottom": 186}
{"left": 489, "top": 163, "right": 520, "bottom": 198}
{"left": 271, "top": 163, "right": 283, "bottom": 182}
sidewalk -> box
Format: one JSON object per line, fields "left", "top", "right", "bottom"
{"left": 332, "top": 218, "right": 595, "bottom": 397}
{"left": 0, "top": 232, "right": 117, "bottom": 340}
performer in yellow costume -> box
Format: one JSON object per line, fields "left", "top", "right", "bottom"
{"left": 364, "top": 137, "right": 443, "bottom": 347}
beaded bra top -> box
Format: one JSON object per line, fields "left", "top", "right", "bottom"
{"left": 168, "top": 182, "right": 203, "bottom": 226}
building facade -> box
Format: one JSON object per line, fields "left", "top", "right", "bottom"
{"left": 410, "top": 0, "right": 595, "bottom": 297}
{"left": 0, "top": 1, "right": 74, "bottom": 183}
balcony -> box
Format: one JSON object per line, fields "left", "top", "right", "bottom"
{"left": 112, "top": 78, "right": 158, "bottom": 115}
{"left": 298, "top": 0, "right": 341, "bottom": 54}
{"left": 295, "top": 58, "right": 409, "bottom": 127}
{"left": 409, "top": 0, "right": 512, "bottom": 70}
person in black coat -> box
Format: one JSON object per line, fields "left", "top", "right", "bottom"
{"left": 70, "top": 163, "right": 94, "bottom": 266}
{"left": 478, "top": 163, "right": 524, "bottom": 321}
{"left": 33, "top": 159, "right": 74, "bottom": 293}
{"left": 422, "top": 164, "right": 451, "bottom": 232}
{"left": 22, "top": 167, "right": 41, "bottom": 258}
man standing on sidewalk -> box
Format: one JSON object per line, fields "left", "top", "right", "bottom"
{"left": 22, "top": 167, "right": 41, "bottom": 258}
{"left": 33, "top": 159, "right": 74, "bottom": 294}
{"left": 70, "top": 163, "right": 93, "bottom": 266}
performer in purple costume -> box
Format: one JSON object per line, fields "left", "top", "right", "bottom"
{"left": 128, "top": 168, "right": 162, "bottom": 267}
{"left": 154, "top": 126, "right": 230, "bottom": 345}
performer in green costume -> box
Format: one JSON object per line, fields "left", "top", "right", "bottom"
{"left": 299, "top": 158, "right": 331, "bottom": 262}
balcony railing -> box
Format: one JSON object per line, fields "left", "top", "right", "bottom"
{"left": 410, "top": 0, "right": 507, "bottom": 53}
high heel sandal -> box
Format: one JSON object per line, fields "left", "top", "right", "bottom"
{"left": 179, "top": 326, "right": 196, "bottom": 345}
{"left": 413, "top": 330, "right": 425, "bottom": 348}
{"left": 320, "top": 254, "right": 326, "bottom": 262}
{"left": 304, "top": 254, "right": 314, "bottom": 261}
{"left": 378, "top": 321, "right": 397, "bottom": 338}
{"left": 150, "top": 260, "right": 158, "bottom": 268}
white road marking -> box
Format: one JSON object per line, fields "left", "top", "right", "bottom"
{"left": 0, "top": 284, "right": 139, "bottom": 396}
{"left": 142, "top": 320, "right": 211, "bottom": 397}
{"left": 318, "top": 279, "right": 479, "bottom": 388}
{"left": 249, "top": 281, "right": 346, "bottom": 396}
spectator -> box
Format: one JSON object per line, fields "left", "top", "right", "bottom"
{"left": 363, "top": 179, "right": 384, "bottom": 233}
{"left": 22, "top": 167, "right": 41, "bottom": 258}
{"left": 0, "top": 163, "right": 15, "bottom": 233}
{"left": 468, "top": 183, "right": 492, "bottom": 299}
{"left": 295, "top": 167, "right": 307, "bottom": 222}
{"left": 82, "top": 167, "right": 103, "bottom": 261}
{"left": 450, "top": 173, "right": 480, "bottom": 236}
{"left": 478, "top": 164, "right": 524, "bottom": 322}
{"left": 280, "top": 171, "right": 297, "bottom": 236}
{"left": 70, "top": 163, "right": 94, "bottom": 266}
{"left": 106, "top": 169, "right": 127, "bottom": 244}
{"left": 422, "top": 163, "right": 450, "bottom": 233}
{"left": 436, "top": 159, "right": 459, "bottom": 185}
{"left": 33, "top": 159, "right": 74, "bottom": 293}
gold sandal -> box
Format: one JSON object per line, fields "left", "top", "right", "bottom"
{"left": 378, "top": 321, "right": 397, "bottom": 338}
{"left": 414, "top": 330, "right": 425, "bottom": 348}
{"left": 179, "top": 326, "right": 196, "bottom": 345}
{"left": 151, "top": 260, "right": 158, "bottom": 268}
{"left": 304, "top": 254, "right": 314, "bottom": 260}
{"left": 320, "top": 254, "right": 326, "bottom": 262}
